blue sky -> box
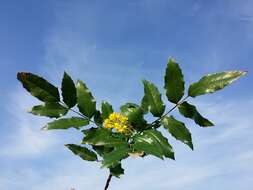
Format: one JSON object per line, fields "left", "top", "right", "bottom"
{"left": 0, "top": 0, "right": 252, "bottom": 189}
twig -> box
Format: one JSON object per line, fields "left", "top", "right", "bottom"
{"left": 150, "top": 96, "right": 189, "bottom": 126}
{"left": 59, "top": 101, "right": 98, "bottom": 125}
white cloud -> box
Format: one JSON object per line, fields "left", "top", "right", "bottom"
{"left": 0, "top": 88, "right": 59, "bottom": 158}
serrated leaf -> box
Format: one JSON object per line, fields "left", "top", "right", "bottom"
{"left": 29, "top": 103, "right": 67, "bottom": 118}
{"left": 76, "top": 80, "right": 96, "bottom": 118}
{"left": 43, "top": 117, "right": 89, "bottom": 130}
{"left": 101, "top": 101, "right": 114, "bottom": 120}
{"left": 17, "top": 72, "right": 60, "bottom": 102}
{"left": 65, "top": 144, "right": 97, "bottom": 161}
{"left": 188, "top": 71, "right": 247, "bottom": 97}
{"left": 120, "top": 103, "right": 147, "bottom": 131}
{"left": 102, "top": 145, "right": 129, "bottom": 168}
{"left": 110, "top": 164, "right": 124, "bottom": 177}
{"left": 61, "top": 72, "right": 77, "bottom": 108}
{"left": 132, "top": 130, "right": 174, "bottom": 159}
{"left": 178, "top": 101, "right": 214, "bottom": 127}
{"left": 164, "top": 58, "right": 185, "bottom": 103}
{"left": 141, "top": 80, "right": 165, "bottom": 117}
{"left": 82, "top": 128, "right": 128, "bottom": 147}
{"left": 161, "top": 116, "right": 193, "bottom": 150}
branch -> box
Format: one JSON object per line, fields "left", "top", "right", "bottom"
{"left": 104, "top": 174, "right": 113, "bottom": 190}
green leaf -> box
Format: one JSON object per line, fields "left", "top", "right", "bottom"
{"left": 178, "top": 101, "right": 214, "bottom": 127}
{"left": 43, "top": 117, "right": 89, "bottom": 130}
{"left": 65, "top": 144, "right": 97, "bottom": 161}
{"left": 132, "top": 130, "right": 174, "bottom": 159}
{"left": 92, "top": 145, "right": 113, "bottom": 157}
{"left": 141, "top": 80, "right": 165, "bottom": 117}
{"left": 17, "top": 72, "right": 60, "bottom": 102}
{"left": 188, "top": 71, "right": 247, "bottom": 97}
{"left": 161, "top": 116, "right": 193, "bottom": 150}
{"left": 76, "top": 80, "right": 96, "bottom": 118}
{"left": 29, "top": 103, "right": 67, "bottom": 118}
{"left": 120, "top": 103, "right": 147, "bottom": 131}
{"left": 93, "top": 111, "right": 103, "bottom": 126}
{"left": 110, "top": 164, "right": 124, "bottom": 177}
{"left": 102, "top": 145, "right": 129, "bottom": 168}
{"left": 101, "top": 101, "right": 114, "bottom": 120}
{"left": 82, "top": 128, "right": 128, "bottom": 147}
{"left": 164, "top": 58, "right": 185, "bottom": 103}
{"left": 61, "top": 72, "right": 77, "bottom": 108}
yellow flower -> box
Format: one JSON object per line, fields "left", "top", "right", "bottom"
{"left": 103, "top": 112, "right": 133, "bottom": 135}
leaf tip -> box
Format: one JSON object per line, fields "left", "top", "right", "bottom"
{"left": 189, "top": 143, "right": 194, "bottom": 151}
{"left": 242, "top": 70, "right": 248, "bottom": 75}
{"left": 141, "top": 79, "right": 147, "bottom": 84}
{"left": 27, "top": 108, "right": 32, "bottom": 113}
{"left": 168, "top": 57, "right": 176, "bottom": 63}
{"left": 17, "top": 72, "right": 25, "bottom": 83}
{"left": 76, "top": 79, "right": 81, "bottom": 85}
{"left": 16, "top": 72, "right": 23, "bottom": 79}
{"left": 41, "top": 125, "right": 48, "bottom": 131}
{"left": 204, "top": 122, "right": 215, "bottom": 127}
{"left": 16, "top": 72, "right": 21, "bottom": 79}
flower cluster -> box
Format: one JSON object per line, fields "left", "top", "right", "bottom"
{"left": 104, "top": 112, "right": 132, "bottom": 135}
